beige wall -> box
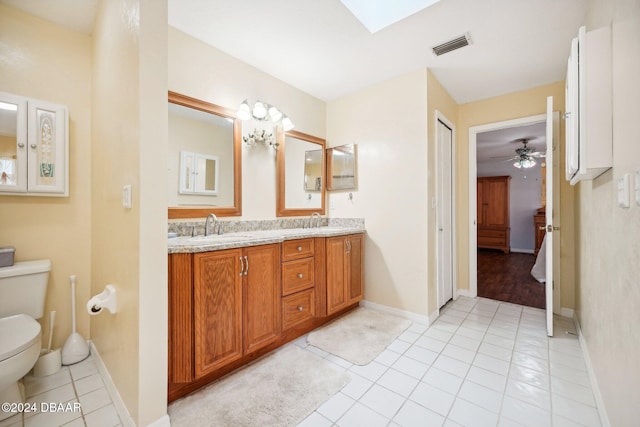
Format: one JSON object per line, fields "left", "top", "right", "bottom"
{"left": 168, "top": 27, "right": 326, "bottom": 221}
{"left": 456, "top": 82, "right": 576, "bottom": 312}
{"left": 426, "top": 70, "right": 459, "bottom": 314}
{"left": 327, "top": 70, "right": 431, "bottom": 317}
{"left": 91, "top": 0, "right": 168, "bottom": 425}
{"left": 0, "top": 4, "right": 92, "bottom": 350}
{"left": 575, "top": 1, "right": 640, "bottom": 425}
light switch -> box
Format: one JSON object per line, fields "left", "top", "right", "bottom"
{"left": 617, "top": 174, "right": 630, "bottom": 208}
{"left": 122, "top": 184, "right": 132, "bottom": 209}
{"left": 635, "top": 169, "right": 640, "bottom": 207}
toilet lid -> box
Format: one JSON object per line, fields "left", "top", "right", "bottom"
{"left": 0, "top": 314, "right": 41, "bottom": 361}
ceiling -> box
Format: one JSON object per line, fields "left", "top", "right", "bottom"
{"left": 2, "top": 0, "right": 587, "bottom": 104}
{"left": 476, "top": 122, "right": 546, "bottom": 164}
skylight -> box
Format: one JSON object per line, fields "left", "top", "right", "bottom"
{"left": 340, "top": 0, "right": 441, "bottom": 33}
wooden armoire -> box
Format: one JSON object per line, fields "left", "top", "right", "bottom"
{"left": 477, "top": 176, "right": 511, "bottom": 253}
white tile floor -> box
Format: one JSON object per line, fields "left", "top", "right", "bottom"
{"left": 296, "top": 297, "right": 602, "bottom": 427}
{"left": 8, "top": 297, "right": 601, "bottom": 427}
{"left": 1, "top": 354, "right": 122, "bottom": 427}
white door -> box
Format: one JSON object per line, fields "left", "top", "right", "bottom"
{"left": 437, "top": 119, "right": 454, "bottom": 307}
{"left": 545, "top": 96, "right": 554, "bottom": 336}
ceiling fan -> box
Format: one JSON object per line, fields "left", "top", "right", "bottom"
{"left": 492, "top": 138, "right": 545, "bottom": 169}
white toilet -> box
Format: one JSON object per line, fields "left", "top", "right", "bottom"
{"left": 0, "top": 260, "right": 50, "bottom": 420}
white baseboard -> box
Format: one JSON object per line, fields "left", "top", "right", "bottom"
{"left": 360, "top": 300, "right": 430, "bottom": 325}
{"left": 456, "top": 289, "right": 471, "bottom": 298}
{"left": 559, "top": 307, "right": 574, "bottom": 318}
{"left": 89, "top": 341, "right": 136, "bottom": 427}
{"left": 572, "top": 315, "right": 611, "bottom": 427}
{"left": 146, "top": 414, "right": 171, "bottom": 427}
{"left": 511, "top": 248, "right": 535, "bottom": 254}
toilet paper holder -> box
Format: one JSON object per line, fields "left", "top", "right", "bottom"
{"left": 87, "top": 285, "right": 117, "bottom": 315}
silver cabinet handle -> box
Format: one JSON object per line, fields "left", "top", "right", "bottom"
{"left": 297, "top": 246, "right": 302, "bottom": 252}
{"left": 298, "top": 273, "right": 303, "bottom": 279}
{"left": 17, "top": 142, "right": 25, "bottom": 148}
{"left": 30, "top": 143, "right": 37, "bottom": 149}
{"left": 346, "top": 240, "right": 351, "bottom": 253}
{"left": 244, "top": 255, "right": 249, "bottom": 276}
{"left": 297, "top": 306, "right": 304, "bottom": 312}
{"left": 239, "top": 256, "right": 244, "bottom": 276}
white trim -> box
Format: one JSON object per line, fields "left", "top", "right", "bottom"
{"left": 510, "top": 248, "right": 535, "bottom": 254}
{"left": 435, "top": 110, "right": 457, "bottom": 308}
{"left": 573, "top": 315, "right": 611, "bottom": 427}
{"left": 360, "top": 300, "right": 430, "bottom": 325}
{"left": 89, "top": 341, "right": 136, "bottom": 427}
{"left": 559, "top": 307, "right": 574, "bottom": 318}
{"left": 146, "top": 414, "right": 171, "bottom": 427}
{"left": 456, "top": 289, "right": 471, "bottom": 298}
{"left": 469, "top": 113, "right": 547, "bottom": 298}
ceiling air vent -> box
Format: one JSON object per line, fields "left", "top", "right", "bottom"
{"left": 432, "top": 33, "right": 472, "bottom": 56}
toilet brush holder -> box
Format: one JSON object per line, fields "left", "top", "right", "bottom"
{"left": 33, "top": 348, "right": 61, "bottom": 377}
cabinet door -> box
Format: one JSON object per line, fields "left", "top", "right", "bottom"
{"left": 484, "top": 178, "right": 509, "bottom": 228}
{"left": 243, "top": 244, "right": 281, "bottom": 354}
{"left": 193, "top": 249, "right": 243, "bottom": 378}
{"left": 27, "top": 100, "right": 68, "bottom": 195}
{"left": 346, "top": 235, "right": 364, "bottom": 305}
{"left": 326, "top": 236, "right": 347, "bottom": 315}
{"left": 0, "top": 92, "right": 27, "bottom": 193}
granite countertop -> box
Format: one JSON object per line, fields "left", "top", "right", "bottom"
{"left": 168, "top": 226, "right": 365, "bottom": 254}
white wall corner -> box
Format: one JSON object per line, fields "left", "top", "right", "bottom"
{"left": 572, "top": 315, "right": 611, "bottom": 427}
{"left": 360, "top": 300, "right": 429, "bottom": 325}
{"left": 88, "top": 341, "right": 136, "bottom": 427}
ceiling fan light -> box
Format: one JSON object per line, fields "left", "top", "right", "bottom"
{"left": 236, "top": 99, "right": 251, "bottom": 120}
{"left": 252, "top": 101, "right": 267, "bottom": 119}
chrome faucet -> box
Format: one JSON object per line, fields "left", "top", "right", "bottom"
{"left": 204, "top": 213, "right": 220, "bottom": 236}
{"left": 309, "top": 212, "right": 322, "bottom": 228}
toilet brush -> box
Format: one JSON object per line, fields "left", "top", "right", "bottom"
{"left": 62, "top": 275, "right": 89, "bottom": 365}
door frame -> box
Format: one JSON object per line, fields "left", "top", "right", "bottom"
{"left": 435, "top": 110, "right": 457, "bottom": 309}
{"left": 468, "top": 113, "right": 550, "bottom": 298}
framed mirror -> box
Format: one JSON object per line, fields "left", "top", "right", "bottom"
{"left": 276, "top": 129, "right": 326, "bottom": 217}
{"left": 327, "top": 144, "right": 357, "bottom": 190}
{"left": 168, "top": 91, "right": 242, "bottom": 219}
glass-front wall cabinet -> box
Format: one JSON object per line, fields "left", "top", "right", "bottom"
{"left": 0, "top": 92, "right": 68, "bottom": 196}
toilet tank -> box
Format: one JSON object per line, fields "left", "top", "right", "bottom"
{"left": 0, "top": 260, "right": 51, "bottom": 319}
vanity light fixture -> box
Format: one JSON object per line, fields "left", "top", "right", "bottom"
{"left": 236, "top": 99, "right": 294, "bottom": 130}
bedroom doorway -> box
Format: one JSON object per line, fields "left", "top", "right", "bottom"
{"left": 468, "top": 106, "right": 560, "bottom": 327}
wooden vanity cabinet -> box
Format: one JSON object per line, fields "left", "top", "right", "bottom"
{"left": 326, "top": 234, "right": 364, "bottom": 315}
{"left": 170, "top": 244, "right": 280, "bottom": 383}
{"left": 168, "top": 233, "right": 364, "bottom": 402}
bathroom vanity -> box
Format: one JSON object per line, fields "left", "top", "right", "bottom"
{"left": 167, "top": 226, "right": 364, "bottom": 402}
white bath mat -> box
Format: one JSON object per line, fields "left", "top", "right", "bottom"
{"left": 168, "top": 345, "right": 350, "bottom": 427}
{"left": 307, "top": 307, "right": 412, "bottom": 365}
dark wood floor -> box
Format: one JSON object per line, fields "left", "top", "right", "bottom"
{"left": 477, "top": 249, "right": 546, "bottom": 309}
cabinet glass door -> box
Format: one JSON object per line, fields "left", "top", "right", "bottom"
{"left": 0, "top": 93, "right": 27, "bottom": 193}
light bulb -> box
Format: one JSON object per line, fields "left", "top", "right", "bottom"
{"left": 252, "top": 101, "right": 266, "bottom": 119}
{"left": 236, "top": 100, "right": 251, "bottom": 120}
{"left": 282, "top": 115, "right": 294, "bottom": 131}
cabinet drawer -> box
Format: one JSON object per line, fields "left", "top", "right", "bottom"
{"left": 478, "top": 228, "right": 506, "bottom": 239}
{"left": 282, "top": 289, "right": 315, "bottom": 330}
{"left": 282, "top": 238, "right": 315, "bottom": 261}
{"left": 282, "top": 258, "right": 315, "bottom": 296}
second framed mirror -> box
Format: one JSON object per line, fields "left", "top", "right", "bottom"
{"left": 276, "top": 129, "right": 326, "bottom": 217}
